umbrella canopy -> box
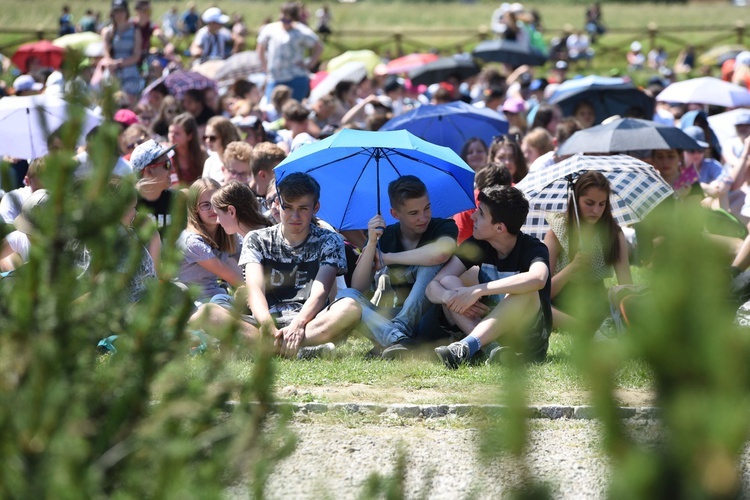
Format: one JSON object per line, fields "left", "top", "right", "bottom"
{"left": 308, "top": 62, "right": 367, "bottom": 104}
{"left": 12, "top": 40, "right": 65, "bottom": 73}
{"left": 408, "top": 54, "right": 481, "bottom": 86}
{"left": 0, "top": 94, "right": 102, "bottom": 159}
{"left": 558, "top": 118, "right": 701, "bottom": 156}
{"left": 707, "top": 108, "right": 749, "bottom": 150}
{"left": 656, "top": 77, "right": 750, "bottom": 108}
{"left": 472, "top": 39, "right": 547, "bottom": 67}
{"left": 52, "top": 31, "right": 102, "bottom": 50}
{"left": 697, "top": 44, "right": 746, "bottom": 66}
{"left": 327, "top": 50, "right": 381, "bottom": 77}
{"left": 547, "top": 75, "right": 654, "bottom": 126}
{"left": 379, "top": 101, "right": 508, "bottom": 156}
{"left": 194, "top": 59, "right": 225, "bottom": 80}
{"left": 141, "top": 70, "right": 218, "bottom": 102}
{"left": 213, "top": 50, "right": 263, "bottom": 86}
{"left": 385, "top": 53, "right": 440, "bottom": 75}
{"left": 273, "top": 129, "right": 476, "bottom": 230}
{"left": 516, "top": 154, "right": 674, "bottom": 240}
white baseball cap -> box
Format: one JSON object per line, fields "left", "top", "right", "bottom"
{"left": 202, "top": 7, "right": 229, "bottom": 24}
{"left": 13, "top": 75, "right": 43, "bottom": 93}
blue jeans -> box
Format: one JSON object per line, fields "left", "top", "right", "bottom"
{"left": 336, "top": 265, "right": 441, "bottom": 347}
{"left": 265, "top": 75, "right": 310, "bottom": 102}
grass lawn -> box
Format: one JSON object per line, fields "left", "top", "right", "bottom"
{"left": 188, "top": 332, "right": 655, "bottom": 407}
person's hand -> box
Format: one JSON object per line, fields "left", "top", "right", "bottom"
{"left": 462, "top": 301, "right": 490, "bottom": 320}
{"left": 445, "top": 286, "right": 481, "bottom": 316}
{"left": 568, "top": 251, "right": 592, "bottom": 274}
{"left": 366, "top": 214, "right": 386, "bottom": 244}
{"left": 279, "top": 321, "right": 306, "bottom": 358}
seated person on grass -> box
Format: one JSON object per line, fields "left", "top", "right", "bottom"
{"left": 330, "top": 175, "right": 458, "bottom": 359}
{"left": 426, "top": 186, "right": 552, "bottom": 369}
{"left": 190, "top": 172, "right": 350, "bottom": 359}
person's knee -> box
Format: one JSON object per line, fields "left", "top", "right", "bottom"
{"left": 439, "top": 275, "right": 463, "bottom": 289}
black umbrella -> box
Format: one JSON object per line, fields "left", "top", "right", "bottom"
{"left": 547, "top": 76, "right": 655, "bottom": 126}
{"left": 557, "top": 118, "right": 701, "bottom": 156}
{"left": 472, "top": 39, "right": 547, "bottom": 67}
{"left": 408, "top": 54, "right": 481, "bottom": 86}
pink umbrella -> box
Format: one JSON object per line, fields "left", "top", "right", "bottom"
{"left": 385, "top": 53, "right": 439, "bottom": 75}
{"left": 12, "top": 40, "right": 65, "bottom": 73}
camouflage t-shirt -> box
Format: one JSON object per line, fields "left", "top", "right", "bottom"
{"left": 238, "top": 224, "right": 347, "bottom": 314}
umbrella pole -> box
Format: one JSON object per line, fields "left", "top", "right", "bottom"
{"left": 567, "top": 175, "right": 582, "bottom": 244}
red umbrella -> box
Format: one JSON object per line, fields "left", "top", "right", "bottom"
{"left": 385, "top": 53, "right": 439, "bottom": 75}
{"left": 12, "top": 40, "right": 65, "bottom": 73}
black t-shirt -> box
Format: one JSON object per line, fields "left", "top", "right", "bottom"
{"left": 137, "top": 189, "right": 176, "bottom": 234}
{"left": 377, "top": 217, "right": 458, "bottom": 303}
{"left": 457, "top": 232, "right": 552, "bottom": 332}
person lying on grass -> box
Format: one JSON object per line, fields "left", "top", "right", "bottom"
{"left": 190, "top": 172, "right": 349, "bottom": 359}
{"left": 426, "top": 186, "right": 552, "bottom": 369}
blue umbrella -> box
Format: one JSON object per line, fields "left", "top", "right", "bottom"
{"left": 274, "top": 129, "right": 476, "bottom": 231}
{"left": 379, "top": 101, "right": 508, "bottom": 156}
{"left": 547, "top": 75, "right": 654, "bottom": 125}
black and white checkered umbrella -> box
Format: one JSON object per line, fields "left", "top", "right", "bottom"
{"left": 515, "top": 154, "right": 674, "bottom": 240}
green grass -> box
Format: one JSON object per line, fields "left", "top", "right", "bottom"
{"left": 200, "top": 332, "right": 654, "bottom": 407}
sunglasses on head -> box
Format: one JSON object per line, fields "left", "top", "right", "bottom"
{"left": 493, "top": 133, "right": 520, "bottom": 144}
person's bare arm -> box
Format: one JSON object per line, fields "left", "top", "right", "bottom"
{"left": 381, "top": 236, "right": 456, "bottom": 267}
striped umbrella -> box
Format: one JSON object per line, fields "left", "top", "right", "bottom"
{"left": 516, "top": 154, "right": 674, "bottom": 240}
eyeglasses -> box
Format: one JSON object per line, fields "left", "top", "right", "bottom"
{"left": 126, "top": 136, "right": 148, "bottom": 150}
{"left": 281, "top": 16, "right": 292, "bottom": 24}
{"left": 148, "top": 159, "right": 171, "bottom": 172}
{"left": 265, "top": 194, "right": 279, "bottom": 206}
{"left": 226, "top": 167, "right": 250, "bottom": 178}
{"left": 204, "top": 135, "right": 218, "bottom": 142}
{"left": 198, "top": 201, "right": 213, "bottom": 212}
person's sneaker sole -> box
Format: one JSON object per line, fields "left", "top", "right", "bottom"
{"left": 297, "top": 342, "right": 336, "bottom": 360}
{"left": 381, "top": 343, "right": 409, "bottom": 360}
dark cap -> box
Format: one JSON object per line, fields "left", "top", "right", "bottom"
{"left": 112, "top": 0, "right": 128, "bottom": 10}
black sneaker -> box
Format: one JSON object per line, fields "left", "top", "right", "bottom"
{"left": 297, "top": 342, "right": 336, "bottom": 360}
{"left": 434, "top": 342, "right": 470, "bottom": 369}
{"left": 381, "top": 342, "right": 410, "bottom": 360}
{"left": 485, "top": 345, "right": 515, "bottom": 366}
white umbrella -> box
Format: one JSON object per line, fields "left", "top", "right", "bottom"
{"left": 308, "top": 61, "right": 367, "bottom": 104}
{"left": 0, "top": 94, "right": 102, "bottom": 159}
{"left": 707, "top": 108, "right": 749, "bottom": 150}
{"left": 656, "top": 77, "right": 750, "bottom": 108}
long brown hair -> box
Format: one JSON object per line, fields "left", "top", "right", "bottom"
{"left": 211, "top": 181, "right": 273, "bottom": 232}
{"left": 566, "top": 171, "right": 621, "bottom": 265}
{"left": 171, "top": 112, "right": 207, "bottom": 184}
{"left": 187, "top": 178, "right": 235, "bottom": 253}
{"left": 489, "top": 135, "right": 528, "bottom": 183}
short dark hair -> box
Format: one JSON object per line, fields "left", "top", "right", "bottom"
{"left": 278, "top": 172, "right": 320, "bottom": 204}
{"left": 281, "top": 100, "right": 310, "bottom": 123}
{"left": 475, "top": 162, "right": 512, "bottom": 190}
{"left": 388, "top": 175, "right": 427, "bottom": 209}
{"left": 477, "top": 185, "right": 529, "bottom": 235}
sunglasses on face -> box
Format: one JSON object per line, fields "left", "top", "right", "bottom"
{"left": 204, "top": 135, "right": 218, "bottom": 142}
{"left": 147, "top": 159, "right": 171, "bottom": 172}
{"left": 127, "top": 136, "right": 148, "bottom": 150}
{"left": 198, "top": 201, "right": 213, "bottom": 212}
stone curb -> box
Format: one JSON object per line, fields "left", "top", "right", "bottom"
{"left": 227, "top": 401, "right": 660, "bottom": 421}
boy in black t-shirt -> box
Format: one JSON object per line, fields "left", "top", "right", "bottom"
{"left": 331, "top": 175, "right": 458, "bottom": 358}
{"left": 427, "top": 186, "right": 552, "bottom": 368}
